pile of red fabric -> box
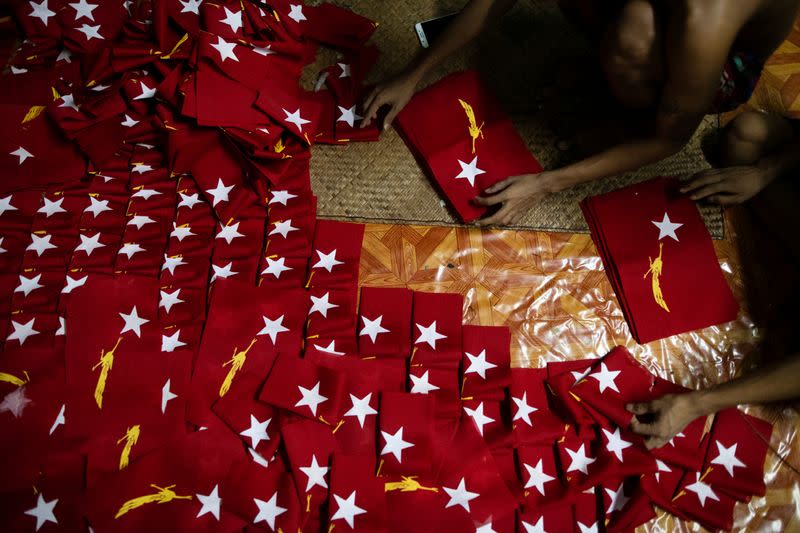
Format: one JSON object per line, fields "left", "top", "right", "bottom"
{"left": 395, "top": 70, "right": 543, "bottom": 223}
{"left": 581, "top": 177, "right": 740, "bottom": 343}
{"left": 0, "top": 2, "right": 772, "bottom": 532}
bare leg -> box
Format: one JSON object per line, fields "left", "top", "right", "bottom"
{"left": 720, "top": 111, "right": 794, "bottom": 166}
{"left": 601, "top": 0, "right": 665, "bottom": 110}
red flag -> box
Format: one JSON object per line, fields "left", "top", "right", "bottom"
{"left": 220, "top": 456, "right": 302, "bottom": 531}
{"left": 211, "top": 373, "right": 281, "bottom": 460}
{"left": 672, "top": 470, "right": 737, "bottom": 531}
{"left": 640, "top": 457, "right": 688, "bottom": 512}
{"left": 411, "top": 291, "right": 463, "bottom": 368}
{"left": 570, "top": 347, "right": 655, "bottom": 428}
{"left": 395, "top": 70, "right": 543, "bottom": 222}
{"left": 194, "top": 61, "right": 269, "bottom": 129}
{"left": 83, "top": 427, "right": 246, "bottom": 532}
{"left": 305, "top": 288, "right": 358, "bottom": 346}
{"left": 546, "top": 359, "right": 607, "bottom": 436}
{"left": 0, "top": 104, "right": 86, "bottom": 194}
{"left": 188, "top": 280, "right": 307, "bottom": 425}
{"left": 434, "top": 418, "right": 518, "bottom": 524}
{"left": 301, "top": 3, "right": 377, "bottom": 50}
{"left": 377, "top": 392, "right": 436, "bottom": 480}
{"left": 462, "top": 399, "right": 511, "bottom": 450}
{"left": 591, "top": 424, "right": 657, "bottom": 482}
{"left": 409, "top": 366, "right": 461, "bottom": 421}
{"left": 0, "top": 450, "right": 86, "bottom": 532}
{"left": 254, "top": 84, "right": 323, "bottom": 145}
{"left": 600, "top": 478, "right": 656, "bottom": 533}
{"left": 701, "top": 408, "right": 773, "bottom": 499}
{"left": 581, "top": 177, "right": 739, "bottom": 343}
{"left": 357, "top": 287, "right": 413, "bottom": 358}
{"left": 281, "top": 419, "right": 334, "bottom": 526}
{"left": 518, "top": 504, "right": 574, "bottom": 533}
{"left": 511, "top": 368, "right": 570, "bottom": 445}
{"left": 328, "top": 454, "right": 388, "bottom": 532}
{"left": 259, "top": 353, "right": 348, "bottom": 425}
{"left": 572, "top": 489, "right": 602, "bottom": 533}
{"left": 307, "top": 350, "right": 402, "bottom": 456}
{"left": 517, "top": 445, "right": 568, "bottom": 509}
{"left": 306, "top": 219, "right": 364, "bottom": 291}
{"left": 460, "top": 325, "right": 510, "bottom": 401}
{"left": 200, "top": 2, "right": 246, "bottom": 40}
{"left": 63, "top": 275, "right": 186, "bottom": 438}
{"left": 556, "top": 435, "right": 601, "bottom": 491}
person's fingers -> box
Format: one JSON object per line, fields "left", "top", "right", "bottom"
{"left": 362, "top": 86, "right": 380, "bottom": 116}
{"left": 630, "top": 418, "right": 661, "bottom": 437}
{"left": 681, "top": 170, "right": 722, "bottom": 193}
{"left": 626, "top": 402, "right": 652, "bottom": 415}
{"left": 689, "top": 181, "right": 732, "bottom": 201}
{"left": 477, "top": 204, "right": 512, "bottom": 227}
{"left": 473, "top": 191, "right": 508, "bottom": 207}
{"left": 712, "top": 194, "right": 740, "bottom": 206}
{"left": 382, "top": 107, "right": 400, "bottom": 130}
{"left": 484, "top": 176, "right": 519, "bottom": 194}
{"left": 361, "top": 93, "right": 386, "bottom": 128}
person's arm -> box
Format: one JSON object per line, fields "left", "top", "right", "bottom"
{"left": 628, "top": 353, "right": 800, "bottom": 449}
{"left": 362, "top": 0, "right": 516, "bottom": 129}
{"left": 475, "top": 8, "right": 741, "bottom": 226}
{"left": 682, "top": 135, "right": 800, "bottom": 205}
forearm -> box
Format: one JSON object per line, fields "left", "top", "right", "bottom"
{"left": 692, "top": 353, "right": 800, "bottom": 415}
{"left": 546, "top": 137, "right": 683, "bottom": 192}
{"left": 407, "top": 0, "right": 512, "bottom": 84}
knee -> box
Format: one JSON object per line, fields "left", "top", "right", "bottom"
{"left": 721, "top": 111, "right": 772, "bottom": 165}
{"left": 602, "top": 1, "right": 661, "bottom": 108}
{"left": 604, "top": 0, "right": 658, "bottom": 70}
{"left": 727, "top": 111, "right": 771, "bottom": 146}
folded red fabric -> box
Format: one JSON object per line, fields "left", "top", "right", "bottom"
{"left": 581, "top": 177, "right": 739, "bottom": 343}
{"left": 395, "top": 70, "right": 543, "bottom": 222}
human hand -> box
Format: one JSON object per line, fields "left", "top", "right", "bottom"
{"left": 473, "top": 172, "right": 555, "bottom": 226}
{"left": 361, "top": 72, "right": 418, "bottom": 130}
{"left": 680, "top": 166, "right": 767, "bottom": 206}
{"left": 627, "top": 393, "right": 702, "bottom": 449}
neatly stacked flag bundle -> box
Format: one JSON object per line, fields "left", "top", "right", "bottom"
{"left": 0, "top": 1, "right": 774, "bottom": 532}
{"left": 580, "top": 177, "right": 740, "bottom": 343}
{"left": 394, "top": 70, "right": 544, "bottom": 223}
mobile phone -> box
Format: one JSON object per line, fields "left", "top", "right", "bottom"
{"left": 414, "top": 13, "right": 458, "bottom": 48}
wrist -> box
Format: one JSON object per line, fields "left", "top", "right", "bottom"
{"left": 539, "top": 170, "right": 565, "bottom": 194}
{"left": 405, "top": 63, "right": 427, "bottom": 87}
{"left": 689, "top": 388, "right": 722, "bottom": 417}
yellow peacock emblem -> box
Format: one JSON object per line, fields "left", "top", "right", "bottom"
{"left": 117, "top": 425, "right": 141, "bottom": 470}
{"left": 384, "top": 476, "right": 439, "bottom": 493}
{"left": 115, "top": 484, "right": 192, "bottom": 519}
{"left": 219, "top": 338, "right": 258, "bottom": 397}
{"left": 93, "top": 338, "right": 123, "bottom": 409}
{"left": 458, "top": 98, "right": 484, "bottom": 154}
{"left": 644, "top": 242, "right": 670, "bottom": 312}
{"left": 0, "top": 370, "right": 29, "bottom": 387}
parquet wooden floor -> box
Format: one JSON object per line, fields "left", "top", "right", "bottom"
{"left": 727, "top": 17, "right": 800, "bottom": 120}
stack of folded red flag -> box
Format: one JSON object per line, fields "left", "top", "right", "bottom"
{"left": 395, "top": 70, "right": 544, "bottom": 223}
{"left": 581, "top": 177, "right": 740, "bottom": 343}
{"left": 0, "top": 1, "right": 773, "bottom": 532}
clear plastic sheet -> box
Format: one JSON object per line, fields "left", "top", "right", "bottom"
{"left": 358, "top": 221, "right": 800, "bottom": 531}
